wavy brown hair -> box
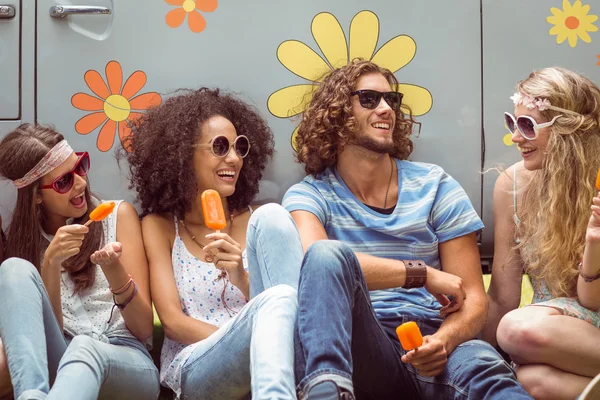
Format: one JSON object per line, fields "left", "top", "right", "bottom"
{"left": 0, "top": 124, "right": 102, "bottom": 293}
{"left": 123, "top": 88, "right": 275, "bottom": 219}
{"left": 295, "top": 59, "right": 417, "bottom": 176}
{"left": 515, "top": 67, "right": 600, "bottom": 297}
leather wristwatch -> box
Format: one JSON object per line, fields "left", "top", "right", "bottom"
{"left": 402, "top": 260, "right": 427, "bottom": 288}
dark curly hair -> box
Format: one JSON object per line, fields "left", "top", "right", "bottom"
{"left": 295, "top": 59, "right": 417, "bottom": 176}
{"left": 122, "top": 88, "right": 274, "bottom": 219}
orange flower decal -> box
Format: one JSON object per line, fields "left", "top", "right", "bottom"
{"left": 71, "top": 61, "right": 162, "bottom": 152}
{"left": 165, "top": 0, "right": 218, "bottom": 33}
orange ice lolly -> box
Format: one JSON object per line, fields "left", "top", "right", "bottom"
{"left": 84, "top": 201, "right": 116, "bottom": 226}
{"left": 596, "top": 168, "right": 600, "bottom": 191}
{"left": 396, "top": 321, "right": 423, "bottom": 351}
{"left": 201, "top": 190, "right": 227, "bottom": 231}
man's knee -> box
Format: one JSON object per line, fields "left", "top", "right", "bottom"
{"left": 302, "top": 240, "right": 356, "bottom": 278}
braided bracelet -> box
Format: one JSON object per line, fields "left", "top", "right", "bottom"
{"left": 578, "top": 262, "right": 600, "bottom": 283}
{"left": 107, "top": 282, "right": 138, "bottom": 323}
{"left": 110, "top": 274, "right": 133, "bottom": 295}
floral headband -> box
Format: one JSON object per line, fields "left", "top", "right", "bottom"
{"left": 510, "top": 92, "right": 581, "bottom": 115}
{"left": 12, "top": 140, "right": 74, "bottom": 189}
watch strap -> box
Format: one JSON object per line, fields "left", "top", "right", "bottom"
{"left": 402, "top": 260, "right": 427, "bottom": 289}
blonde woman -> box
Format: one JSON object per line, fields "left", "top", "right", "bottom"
{"left": 484, "top": 67, "right": 600, "bottom": 399}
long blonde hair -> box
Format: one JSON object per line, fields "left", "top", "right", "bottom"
{"left": 516, "top": 67, "right": 600, "bottom": 297}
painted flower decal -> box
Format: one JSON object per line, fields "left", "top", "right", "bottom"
{"left": 267, "top": 10, "right": 433, "bottom": 150}
{"left": 547, "top": 0, "right": 598, "bottom": 47}
{"left": 72, "top": 61, "right": 162, "bottom": 152}
{"left": 165, "top": 0, "right": 217, "bottom": 33}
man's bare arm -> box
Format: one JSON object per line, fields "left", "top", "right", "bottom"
{"left": 432, "top": 233, "right": 488, "bottom": 354}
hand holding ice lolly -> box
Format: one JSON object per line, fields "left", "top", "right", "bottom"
{"left": 201, "top": 190, "right": 227, "bottom": 232}
{"left": 595, "top": 168, "right": 600, "bottom": 191}
{"left": 84, "top": 201, "right": 116, "bottom": 227}
{"left": 396, "top": 321, "right": 423, "bottom": 351}
{"left": 201, "top": 190, "right": 227, "bottom": 278}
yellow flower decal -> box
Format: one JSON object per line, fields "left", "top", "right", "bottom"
{"left": 267, "top": 10, "right": 433, "bottom": 150}
{"left": 547, "top": 0, "right": 598, "bottom": 47}
{"left": 503, "top": 133, "right": 514, "bottom": 146}
{"left": 72, "top": 60, "right": 162, "bottom": 152}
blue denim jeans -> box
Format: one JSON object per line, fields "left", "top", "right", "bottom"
{"left": 179, "top": 203, "right": 302, "bottom": 399}
{"left": 295, "top": 240, "right": 533, "bottom": 400}
{"left": 0, "top": 258, "right": 160, "bottom": 400}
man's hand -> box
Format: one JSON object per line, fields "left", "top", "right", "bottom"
{"left": 424, "top": 267, "right": 466, "bottom": 318}
{"left": 401, "top": 335, "right": 448, "bottom": 377}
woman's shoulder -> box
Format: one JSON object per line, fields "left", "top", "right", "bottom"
{"left": 495, "top": 161, "right": 534, "bottom": 192}
{"left": 141, "top": 212, "right": 176, "bottom": 230}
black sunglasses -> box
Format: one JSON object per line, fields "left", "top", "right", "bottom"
{"left": 194, "top": 135, "right": 251, "bottom": 158}
{"left": 351, "top": 90, "right": 403, "bottom": 111}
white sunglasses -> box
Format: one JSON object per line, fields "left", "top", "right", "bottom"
{"left": 504, "top": 112, "right": 562, "bottom": 140}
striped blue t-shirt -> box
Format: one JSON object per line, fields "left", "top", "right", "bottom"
{"left": 283, "top": 159, "right": 484, "bottom": 320}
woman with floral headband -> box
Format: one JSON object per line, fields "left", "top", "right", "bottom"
{"left": 483, "top": 67, "right": 600, "bottom": 399}
{"left": 0, "top": 214, "right": 10, "bottom": 400}
{"left": 124, "top": 88, "right": 301, "bottom": 399}
{"left": 0, "top": 124, "right": 159, "bottom": 399}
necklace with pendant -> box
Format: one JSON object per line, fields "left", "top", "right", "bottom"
{"left": 179, "top": 214, "right": 234, "bottom": 264}
{"left": 179, "top": 214, "right": 240, "bottom": 316}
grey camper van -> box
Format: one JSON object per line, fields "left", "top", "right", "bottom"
{"left": 0, "top": 0, "right": 598, "bottom": 268}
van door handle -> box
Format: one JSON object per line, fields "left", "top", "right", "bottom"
{"left": 0, "top": 5, "right": 15, "bottom": 19}
{"left": 49, "top": 5, "right": 111, "bottom": 18}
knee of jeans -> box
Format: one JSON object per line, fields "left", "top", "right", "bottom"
{"left": 453, "top": 340, "right": 512, "bottom": 373}
{"left": 0, "top": 257, "right": 40, "bottom": 287}
{"left": 249, "top": 203, "right": 293, "bottom": 232}
{"left": 262, "top": 284, "right": 298, "bottom": 311}
{"left": 302, "top": 240, "right": 354, "bottom": 277}
{"left": 59, "top": 335, "right": 102, "bottom": 371}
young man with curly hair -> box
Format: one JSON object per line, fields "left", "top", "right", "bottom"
{"left": 282, "top": 60, "right": 532, "bottom": 400}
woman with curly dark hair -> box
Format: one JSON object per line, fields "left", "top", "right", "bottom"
{"left": 125, "top": 88, "right": 302, "bottom": 399}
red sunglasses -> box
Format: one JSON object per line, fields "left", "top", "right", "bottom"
{"left": 40, "top": 152, "right": 90, "bottom": 194}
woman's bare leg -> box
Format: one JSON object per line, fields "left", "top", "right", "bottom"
{"left": 497, "top": 306, "right": 600, "bottom": 377}
{"left": 516, "top": 364, "right": 590, "bottom": 400}
{"left": 0, "top": 339, "right": 13, "bottom": 399}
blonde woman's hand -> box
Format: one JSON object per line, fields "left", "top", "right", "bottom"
{"left": 90, "top": 242, "right": 122, "bottom": 267}
{"left": 203, "top": 232, "right": 246, "bottom": 288}
{"left": 587, "top": 193, "right": 600, "bottom": 243}
{"left": 44, "top": 224, "right": 89, "bottom": 266}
